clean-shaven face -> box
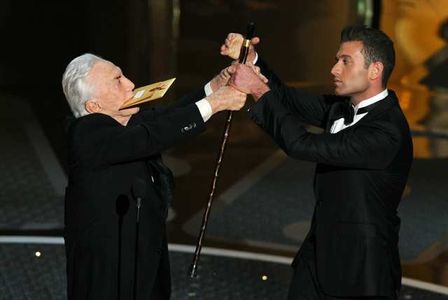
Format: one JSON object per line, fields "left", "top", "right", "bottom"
{"left": 331, "top": 41, "right": 371, "bottom": 101}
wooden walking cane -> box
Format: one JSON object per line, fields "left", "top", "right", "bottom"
{"left": 188, "top": 22, "right": 256, "bottom": 278}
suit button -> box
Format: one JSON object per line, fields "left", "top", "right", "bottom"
{"left": 181, "top": 123, "right": 196, "bottom": 133}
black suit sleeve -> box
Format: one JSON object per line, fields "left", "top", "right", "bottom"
{"left": 249, "top": 91, "right": 401, "bottom": 169}
{"left": 256, "top": 58, "right": 284, "bottom": 90}
{"left": 70, "top": 104, "right": 205, "bottom": 168}
{"left": 256, "top": 58, "right": 334, "bottom": 127}
{"left": 175, "top": 88, "right": 206, "bottom": 107}
{"left": 137, "top": 88, "right": 206, "bottom": 123}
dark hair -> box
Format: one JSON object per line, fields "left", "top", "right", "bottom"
{"left": 340, "top": 25, "right": 395, "bottom": 87}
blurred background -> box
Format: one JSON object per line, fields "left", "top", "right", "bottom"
{"left": 1, "top": 0, "right": 448, "bottom": 298}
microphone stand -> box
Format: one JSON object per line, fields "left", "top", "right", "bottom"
{"left": 133, "top": 197, "right": 142, "bottom": 300}
{"left": 116, "top": 195, "right": 129, "bottom": 300}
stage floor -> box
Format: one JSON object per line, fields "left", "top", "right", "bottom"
{"left": 0, "top": 241, "right": 447, "bottom": 299}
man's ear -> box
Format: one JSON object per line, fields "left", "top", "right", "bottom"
{"left": 369, "top": 61, "right": 384, "bottom": 81}
{"left": 85, "top": 99, "right": 101, "bottom": 113}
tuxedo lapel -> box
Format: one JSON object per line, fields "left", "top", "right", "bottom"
{"left": 356, "top": 90, "right": 399, "bottom": 124}
{"left": 325, "top": 99, "right": 350, "bottom": 132}
{"left": 326, "top": 90, "right": 399, "bottom": 131}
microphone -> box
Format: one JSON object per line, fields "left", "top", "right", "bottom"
{"left": 131, "top": 178, "right": 146, "bottom": 300}
{"left": 131, "top": 178, "right": 146, "bottom": 223}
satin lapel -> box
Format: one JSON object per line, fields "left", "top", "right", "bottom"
{"left": 356, "top": 90, "right": 399, "bottom": 124}
{"left": 325, "top": 100, "right": 348, "bottom": 132}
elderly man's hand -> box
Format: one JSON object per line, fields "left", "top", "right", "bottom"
{"left": 206, "top": 86, "right": 247, "bottom": 114}
{"left": 220, "top": 33, "right": 259, "bottom": 62}
{"left": 210, "top": 66, "right": 233, "bottom": 92}
{"left": 229, "top": 64, "right": 270, "bottom": 101}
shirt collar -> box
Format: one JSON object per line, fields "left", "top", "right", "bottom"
{"left": 354, "top": 89, "right": 388, "bottom": 111}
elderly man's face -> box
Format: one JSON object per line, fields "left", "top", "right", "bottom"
{"left": 87, "top": 61, "right": 135, "bottom": 114}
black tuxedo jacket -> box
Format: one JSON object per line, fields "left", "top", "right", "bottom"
{"left": 249, "top": 63, "right": 413, "bottom": 297}
{"left": 64, "top": 89, "right": 205, "bottom": 300}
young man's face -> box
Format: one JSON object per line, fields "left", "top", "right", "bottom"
{"left": 331, "top": 41, "right": 372, "bottom": 101}
{"left": 87, "top": 61, "right": 135, "bottom": 114}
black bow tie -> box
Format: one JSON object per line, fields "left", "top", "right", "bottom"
{"left": 342, "top": 101, "right": 382, "bottom": 125}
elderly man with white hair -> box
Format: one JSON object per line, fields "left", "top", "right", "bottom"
{"left": 62, "top": 53, "right": 248, "bottom": 300}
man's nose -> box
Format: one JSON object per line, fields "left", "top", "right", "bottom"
{"left": 330, "top": 63, "right": 339, "bottom": 76}
{"left": 124, "top": 76, "right": 135, "bottom": 91}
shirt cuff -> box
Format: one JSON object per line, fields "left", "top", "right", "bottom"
{"left": 253, "top": 52, "right": 258, "bottom": 64}
{"left": 204, "top": 82, "right": 213, "bottom": 96}
{"left": 252, "top": 52, "right": 258, "bottom": 65}
{"left": 195, "top": 98, "right": 213, "bottom": 122}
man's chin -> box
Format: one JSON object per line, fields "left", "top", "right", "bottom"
{"left": 334, "top": 88, "right": 347, "bottom": 96}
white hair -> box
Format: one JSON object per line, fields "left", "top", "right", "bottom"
{"left": 62, "top": 53, "right": 108, "bottom": 118}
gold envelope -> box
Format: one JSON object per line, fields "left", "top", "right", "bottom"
{"left": 120, "top": 78, "right": 176, "bottom": 109}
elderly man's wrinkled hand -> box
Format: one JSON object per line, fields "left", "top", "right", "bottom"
{"left": 206, "top": 86, "right": 247, "bottom": 113}
{"left": 210, "top": 66, "right": 233, "bottom": 92}
{"left": 220, "top": 33, "right": 259, "bottom": 62}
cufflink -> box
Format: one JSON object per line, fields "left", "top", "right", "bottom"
{"left": 181, "top": 122, "right": 196, "bottom": 133}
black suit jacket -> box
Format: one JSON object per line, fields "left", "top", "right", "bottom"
{"left": 64, "top": 89, "right": 206, "bottom": 300}
{"left": 248, "top": 66, "right": 413, "bottom": 297}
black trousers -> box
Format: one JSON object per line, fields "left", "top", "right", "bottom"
{"left": 287, "top": 239, "right": 397, "bottom": 300}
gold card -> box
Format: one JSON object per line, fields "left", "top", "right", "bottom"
{"left": 120, "top": 78, "right": 176, "bottom": 109}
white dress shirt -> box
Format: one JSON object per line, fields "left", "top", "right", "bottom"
{"left": 330, "top": 89, "right": 388, "bottom": 134}
{"left": 194, "top": 85, "right": 214, "bottom": 122}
